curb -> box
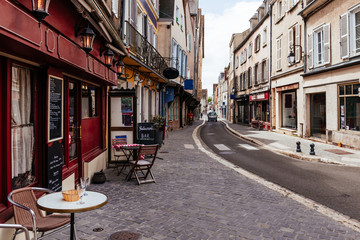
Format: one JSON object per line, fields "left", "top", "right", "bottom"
{"left": 221, "top": 120, "right": 360, "bottom": 167}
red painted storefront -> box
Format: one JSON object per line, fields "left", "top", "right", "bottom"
{"left": 0, "top": 0, "right": 118, "bottom": 223}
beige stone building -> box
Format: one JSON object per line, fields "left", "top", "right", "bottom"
{"left": 270, "top": 0, "right": 304, "bottom": 135}
{"left": 299, "top": 0, "right": 360, "bottom": 148}
{"left": 234, "top": 0, "right": 271, "bottom": 129}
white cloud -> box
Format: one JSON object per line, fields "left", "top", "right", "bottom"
{"left": 202, "top": 1, "right": 262, "bottom": 96}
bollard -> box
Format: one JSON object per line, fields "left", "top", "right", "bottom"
{"left": 310, "top": 143, "right": 315, "bottom": 155}
{"left": 296, "top": 141, "right": 301, "bottom": 152}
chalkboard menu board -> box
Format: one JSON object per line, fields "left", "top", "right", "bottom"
{"left": 138, "top": 123, "right": 155, "bottom": 145}
{"left": 48, "top": 76, "right": 63, "bottom": 142}
{"left": 47, "top": 141, "right": 63, "bottom": 192}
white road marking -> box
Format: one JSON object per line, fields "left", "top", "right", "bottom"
{"left": 238, "top": 144, "right": 259, "bottom": 150}
{"left": 214, "top": 144, "right": 231, "bottom": 151}
{"left": 184, "top": 144, "right": 195, "bottom": 149}
{"left": 268, "top": 142, "right": 291, "bottom": 150}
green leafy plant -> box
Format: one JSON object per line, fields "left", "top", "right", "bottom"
{"left": 151, "top": 115, "right": 166, "bottom": 130}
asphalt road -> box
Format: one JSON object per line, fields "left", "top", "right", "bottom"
{"left": 200, "top": 121, "right": 360, "bottom": 221}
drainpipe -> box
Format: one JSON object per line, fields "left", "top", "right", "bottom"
{"left": 232, "top": 48, "right": 236, "bottom": 124}
{"left": 269, "top": 3, "right": 273, "bottom": 130}
{"left": 121, "top": 0, "right": 126, "bottom": 40}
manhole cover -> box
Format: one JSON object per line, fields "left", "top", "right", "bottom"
{"left": 109, "top": 231, "right": 140, "bottom": 240}
{"left": 93, "top": 227, "right": 104, "bottom": 232}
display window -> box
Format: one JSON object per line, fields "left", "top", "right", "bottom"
{"left": 339, "top": 83, "right": 360, "bottom": 131}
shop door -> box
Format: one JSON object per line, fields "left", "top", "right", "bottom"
{"left": 310, "top": 93, "right": 326, "bottom": 138}
{"left": 108, "top": 90, "right": 136, "bottom": 165}
{"left": 65, "top": 81, "right": 82, "bottom": 181}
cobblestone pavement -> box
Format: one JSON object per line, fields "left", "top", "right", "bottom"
{"left": 53, "top": 121, "right": 360, "bottom": 240}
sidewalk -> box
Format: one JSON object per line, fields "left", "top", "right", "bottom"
{"left": 51, "top": 121, "right": 360, "bottom": 239}
{"left": 220, "top": 118, "right": 360, "bottom": 167}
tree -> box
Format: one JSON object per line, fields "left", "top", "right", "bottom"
{"left": 207, "top": 97, "right": 212, "bottom": 103}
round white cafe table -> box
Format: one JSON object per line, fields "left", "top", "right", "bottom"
{"left": 36, "top": 191, "right": 108, "bottom": 240}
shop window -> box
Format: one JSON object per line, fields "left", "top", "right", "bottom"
{"left": 121, "top": 97, "right": 134, "bottom": 126}
{"left": 11, "top": 65, "right": 36, "bottom": 189}
{"left": 169, "top": 101, "right": 173, "bottom": 121}
{"left": 175, "top": 97, "right": 178, "bottom": 120}
{"left": 339, "top": 83, "right": 360, "bottom": 131}
{"left": 82, "top": 84, "right": 98, "bottom": 118}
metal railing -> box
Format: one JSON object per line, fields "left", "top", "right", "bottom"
{"left": 125, "top": 21, "right": 168, "bottom": 76}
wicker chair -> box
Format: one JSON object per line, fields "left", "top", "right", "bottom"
{"left": 8, "top": 187, "right": 73, "bottom": 240}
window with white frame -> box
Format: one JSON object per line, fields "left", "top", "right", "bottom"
{"left": 180, "top": 14, "right": 184, "bottom": 30}
{"left": 262, "top": 59, "right": 268, "bottom": 82}
{"left": 187, "top": 34, "right": 191, "bottom": 51}
{"left": 276, "top": 37, "right": 282, "bottom": 71}
{"left": 288, "top": 23, "right": 301, "bottom": 64}
{"left": 248, "top": 42, "right": 253, "bottom": 57}
{"left": 340, "top": 5, "right": 360, "bottom": 58}
{"left": 277, "top": 0, "right": 283, "bottom": 21}
{"left": 288, "top": 0, "right": 299, "bottom": 11}
{"left": 176, "top": 6, "right": 179, "bottom": 23}
{"left": 308, "top": 24, "right": 330, "bottom": 68}
{"left": 255, "top": 34, "right": 261, "bottom": 52}
{"left": 263, "top": 27, "right": 267, "bottom": 46}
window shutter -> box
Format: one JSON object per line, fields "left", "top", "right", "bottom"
{"left": 264, "top": 59, "right": 269, "bottom": 81}
{"left": 245, "top": 71, "right": 248, "bottom": 89}
{"left": 282, "top": 0, "right": 286, "bottom": 17}
{"left": 130, "top": 0, "right": 137, "bottom": 27}
{"left": 249, "top": 68, "right": 252, "bottom": 87}
{"left": 324, "top": 24, "right": 331, "bottom": 64}
{"left": 277, "top": 38, "right": 281, "bottom": 70}
{"left": 273, "top": 1, "right": 277, "bottom": 21}
{"left": 295, "top": 24, "right": 301, "bottom": 62}
{"left": 259, "top": 62, "right": 263, "bottom": 83}
{"left": 340, "top": 13, "right": 349, "bottom": 59}
{"left": 112, "top": 0, "right": 119, "bottom": 18}
{"left": 308, "top": 33, "right": 313, "bottom": 69}
{"left": 253, "top": 65, "right": 257, "bottom": 85}
{"left": 288, "top": 28, "right": 294, "bottom": 60}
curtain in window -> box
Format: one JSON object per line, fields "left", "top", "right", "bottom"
{"left": 11, "top": 66, "right": 34, "bottom": 180}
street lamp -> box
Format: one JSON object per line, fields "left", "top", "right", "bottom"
{"left": 100, "top": 49, "right": 114, "bottom": 67}
{"left": 75, "top": 25, "right": 96, "bottom": 53}
{"left": 288, "top": 45, "right": 303, "bottom": 65}
{"left": 32, "top": 0, "right": 51, "bottom": 27}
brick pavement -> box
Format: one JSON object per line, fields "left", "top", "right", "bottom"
{"left": 53, "top": 120, "right": 360, "bottom": 239}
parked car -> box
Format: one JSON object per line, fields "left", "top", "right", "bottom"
{"left": 208, "top": 111, "right": 217, "bottom": 122}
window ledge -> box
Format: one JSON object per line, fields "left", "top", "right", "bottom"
{"left": 275, "top": 15, "right": 284, "bottom": 24}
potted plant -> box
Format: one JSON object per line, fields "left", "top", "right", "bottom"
{"left": 151, "top": 115, "right": 166, "bottom": 146}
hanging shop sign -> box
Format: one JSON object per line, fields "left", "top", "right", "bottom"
{"left": 184, "top": 79, "right": 194, "bottom": 90}
{"left": 249, "top": 92, "right": 269, "bottom": 101}
{"left": 165, "top": 87, "right": 175, "bottom": 103}
{"left": 48, "top": 75, "right": 63, "bottom": 142}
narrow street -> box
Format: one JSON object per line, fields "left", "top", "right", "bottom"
{"left": 53, "top": 121, "right": 360, "bottom": 240}
{"left": 200, "top": 121, "right": 360, "bottom": 222}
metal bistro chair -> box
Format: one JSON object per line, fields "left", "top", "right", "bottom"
{"left": 112, "top": 137, "right": 128, "bottom": 175}
{"left": 127, "top": 144, "right": 159, "bottom": 185}
{"left": 0, "top": 224, "right": 30, "bottom": 240}
{"left": 8, "top": 187, "right": 74, "bottom": 240}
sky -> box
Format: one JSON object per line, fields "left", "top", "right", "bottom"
{"left": 198, "top": 0, "right": 262, "bottom": 97}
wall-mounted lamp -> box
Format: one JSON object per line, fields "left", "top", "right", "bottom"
{"left": 75, "top": 25, "right": 95, "bottom": 53}
{"left": 114, "top": 58, "right": 125, "bottom": 76}
{"left": 147, "top": 79, "right": 152, "bottom": 86}
{"left": 156, "top": 82, "right": 160, "bottom": 90}
{"left": 32, "top": 0, "right": 51, "bottom": 27}
{"left": 100, "top": 48, "right": 114, "bottom": 67}
{"left": 288, "top": 45, "right": 303, "bottom": 65}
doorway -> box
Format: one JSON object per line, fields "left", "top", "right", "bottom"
{"left": 310, "top": 93, "right": 326, "bottom": 138}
